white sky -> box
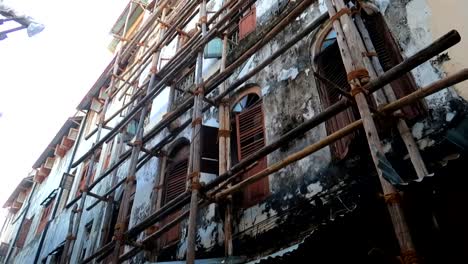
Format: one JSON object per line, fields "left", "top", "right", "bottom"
{"left": 0, "top": 0, "right": 128, "bottom": 222}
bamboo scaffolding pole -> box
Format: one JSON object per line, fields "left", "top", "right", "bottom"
{"left": 70, "top": 0, "right": 460, "bottom": 258}
{"left": 92, "top": 26, "right": 460, "bottom": 238}
{"left": 80, "top": 32, "right": 461, "bottom": 262}
{"left": 111, "top": 5, "right": 169, "bottom": 262}
{"left": 96, "top": 136, "right": 124, "bottom": 250}
{"left": 326, "top": 0, "right": 415, "bottom": 260}
{"left": 131, "top": 28, "right": 459, "bottom": 242}
{"left": 114, "top": 1, "right": 201, "bottom": 99}
{"left": 354, "top": 13, "right": 429, "bottom": 180}
{"left": 83, "top": 23, "right": 460, "bottom": 257}
{"left": 213, "top": 69, "right": 468, "bottom": 201}
{"left": 120, "top": 68, "right": 468, "bottom": 263}
{"left": 70, "top": 0, "right": 204, "bottom": 168}
{"left": 60, "top": 204, "right": 77, "bottom": 264}
{"left": 32, "top": 116, "right": 87, "bottom": 263}
{"left": 217, "top": 0, "right": 234, "bottom": 257}
{"left": 63, "top": 2, "right": 138, "bottom": 260}
{"left": 186, "top": 0, "right": 207, "bottom": 262}
{"left": 71, "top": 0, "right": 261, "bottom": 168}
{"left": 75, "top": 0, "right": 319, "bottom": 197}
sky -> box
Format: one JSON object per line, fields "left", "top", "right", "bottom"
{"left": 0, "top": 0, "right": 128, "bottom": 221}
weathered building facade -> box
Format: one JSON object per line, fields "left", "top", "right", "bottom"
{"left": 1, "top": 0, "right": 468, "bottom": 263}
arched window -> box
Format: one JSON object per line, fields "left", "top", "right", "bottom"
{"left": 161, "top": 140, "right": 190, "bottom": 245}
{"left": 314, "top": 29, "right": 359, "bottom": 159}
{"left": 231, "top": 89, "right": 269, "bottom": 207}
{"left": 313, "top": 12, "right": 425, "bottom": 159}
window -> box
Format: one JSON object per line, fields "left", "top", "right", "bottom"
{"left": 37, "top": 200, "right": 54, "bottom": 235}
{"left": 201, "top": 125, "right": 219, "bottom": 175}
{"left": 80, "top": 221, "right": 93, "bottom": 260}
{"left": 315, "top": 39, "right": 359, "bottom": 159}
{"left": 161, "top": 142, "right": 190, "bottom": 245}
{"left": 16, "top": 217, "right": 33, "bottom": 248}
{"left": 361, "top": 12, "right": 425, "bottom": 119}
{"left": 239, "top": 4, "right": 256, "bottom": 40}
{"left": 313, "top": 11, "right": 425, "bottom": 159}
{"left": 75, "top": 153, "right": 100, "bottom": 198}
{"left": 232, "top": 91, "right": 269, "bottom": 207}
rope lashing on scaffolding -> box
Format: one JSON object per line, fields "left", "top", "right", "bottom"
{"left": 133, "top": 139, "right": 143, "bottom": 146}
{"left": 191, "top": 117, "right": 203, "bottom": 127}
{"left": 150, "top": 66, "right": 158, "bottom": 74}
{"left": 401, "top": 250, "right": 419, "bottom": 264}
{"left": 189, "top": 171, "right": 201, "bottom": 190}
{"left": 126, "top": 175, "right": 137, "bottom": 184}
{"left": 66, "top": 235, "right": 76, "bottom": 241}
{"left": 383, "top": 192, "right": 401, "bottom": 205}
{"left": 219, "top": 98, "right": 230, "bottom": 107}
{"left": 218, "top": 129, "right": 230, "bottom": 138}
{"left": 347, "top": 68, "right": 370, "bottom": 96}
{"left": 329, "top": 7, "right": 352, "bottom": 22}
{"left": 362, "top": 51, "right": 378, "bottom": 58}
{"left": 189, "top": 171, "right": 200, "bottom": 180}
{"left": 193, "top": 84, "right": 205, "bottom": 95}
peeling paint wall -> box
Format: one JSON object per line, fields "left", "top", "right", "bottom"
{"left": 3, "top": 0, "right": 468, "bottom": 263}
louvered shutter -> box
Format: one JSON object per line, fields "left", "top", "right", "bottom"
{"left": 163, "top": 159, "right": 188, "bottom": 204}
{"left": 16, "top": 218, "right": 32, "bottom": 248}
{"left": 363, "top": 13, "right": 425, "bottom": 119}
{"left": 161, "top": 158, "right": 188, "bottom": 245}
{"left": 36, "top": 201, "right": 54, "bottom": 235}
{"left": 316, "top": 42, "right": 359, "bottom": 159}
{"left": 236, "top": 103, "right": 269, "bottom": 206}
{"left": 239, "top": 6, "right": 256, "bottom": 40}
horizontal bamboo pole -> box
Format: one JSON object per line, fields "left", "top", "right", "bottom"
{"left": 204, "top": 29, "right": 461, "bottom": 190}
{"left": 101, "top": 68, "right": 468, "bottom": 263}
{"left": 213, "top": 69, "right": 468, "bottom": 200}
{"left": 71, "top": 0, "right": 270, "bottom": 168}
{"left": 77, "top": 0, "right": 321, "bottom": 194}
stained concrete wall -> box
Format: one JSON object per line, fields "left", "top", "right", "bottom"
{"left": 4, "top": 0, "right": 468, "bottom": 263}
{"left": 375, "top": 0, "right": 468, "bottom": 100}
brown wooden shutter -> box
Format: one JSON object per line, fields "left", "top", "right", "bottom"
{"left": 236, "top": 102, "right": 269, "bottom": 206}
{"left": 16, "top": 218, "right": 32, "bottom": 248}
{"left": 316, "top": 42, "right": 359, "bottom": 159}
{"left": 363, "top": 13, "right": 425, "bottom": 119}
{"left": 161, "top": 153, "right": 188, "bottom": 246}
{"left": 163, "top": 159, "right": 188, "bottom": 205}
{"left": 239, "top": 6, "right": 256, "bottom": 40}
{"left": 36, "top": 201, "right": 54, "bottom": 235}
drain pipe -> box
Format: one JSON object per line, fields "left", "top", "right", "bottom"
{"left": 33, "top": 114, "right": 88, "bottom": 264}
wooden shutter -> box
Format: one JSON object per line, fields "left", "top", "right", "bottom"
{"left": 236, "top": 102, "right": 269, "bottom": 206}
{"left": 161, "top": 150, "right": 188, "bottom": 245}
{"left": 16, "top": 218, "right": 32, "bottom": 248}
{"left": 363, "top": 13, "right": 425, "bottom": 119}
{"left": 76, "top": 164, "right": 89, "bottom": 197}
{"left": 36, "top": 201, "right": 54, "bottom": 235}
{"left": 316, "top": 42, "right": 359, "bottom": 159}
{"left": 163, "top": 159, "right": 188, "bottom": 205}
{"left": 239, "top": 6, "right": 256, "bottom": 40}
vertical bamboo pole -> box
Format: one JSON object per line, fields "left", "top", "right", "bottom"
{"left": 97, "top": 135, "right": 123, "bottom": 249}
{"left": 111, "top": 6, "right": 168, "bottom": 262}
{"left": 354, "top": 14, "right": 429, "bottom": 180}
{"left": 61, "top": 204, "right": 77, "bottom": 264}
{"left": 186, "top": 1, "right": 207, "bottom": 263}
{"left": 64, "top": 2, "right": 138, "bottom": 260}
{"left": 218, "top": 0, "right": 233, "bottom": 257}
{"left": 325, "top": 0, "right": 417, "bottom": 262}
